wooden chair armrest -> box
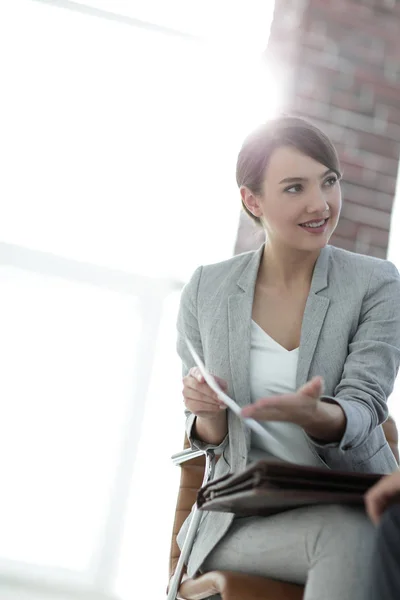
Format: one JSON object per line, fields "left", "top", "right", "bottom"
{"left": 178, "top": 570, "right": 303, "bottom": 600}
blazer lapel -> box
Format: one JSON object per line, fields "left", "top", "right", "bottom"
{"left": 228, "top": 293, "right": 253, "bottom": 408}
{"left": 227, "top": 246, "right": 264, "bottom": 408}
{"left": 296, "top": 246, "right": 331, "bottom": 387}
{"left": 226, "top": 244, "right": 331, "bottom": 409}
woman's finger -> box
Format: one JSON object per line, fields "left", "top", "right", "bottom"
{"left": 183, "top": 389, "right": 221, "bottom": 407}
{"left": 241, "top": 406, "right": 287, "bottom": 421}
{"left": 184, "top": 373, "right": 222, "bottom": 400}
{"left": 240, "top": 393, "right": 296, "bottom": 419}
{"left": 185, "top": 399, "right": 223, "bottom": 413}
{"left": 183, "top": 379, "right": 219, "bottom": 402}
{"left": 184, "top": 391, "right": 226, "bottom": 414}
{"left": 298, "top": 376, "right": 324, "bottom": 398}
{"left": 213, "top": 375, "right": 228, "bottom": 391}
{"left": 188, "top": 368, "right": 228, "bottom": 392}
{"left": 183, "top": 377, "right": 223, "bottom": 405}
{"left": 189, "top": 367, "right": 204, "bottom": 383}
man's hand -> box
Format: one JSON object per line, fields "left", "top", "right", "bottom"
{"left": 365, "top": 471, "right": 400, "bottom": 525}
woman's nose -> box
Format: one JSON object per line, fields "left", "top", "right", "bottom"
{"left": 306, "top": 188, "right": 329, "bottom": 214}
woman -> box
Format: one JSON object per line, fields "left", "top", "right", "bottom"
{"left": 176, "top": 116, "right": 400, "bottom": 600}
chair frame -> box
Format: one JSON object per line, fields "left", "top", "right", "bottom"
{"left": 167, "top": 447, "right": 216, "bottom": 600}
{"left": 167, "top": 416, "right": 399, "bottom": 599}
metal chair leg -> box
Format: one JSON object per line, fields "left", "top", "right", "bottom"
{"left": 167, "top": 450, "right": 215, "bottom": 600}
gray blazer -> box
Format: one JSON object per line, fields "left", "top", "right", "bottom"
{"left": 176, "top": 244, "right": 400, "bottom": 576}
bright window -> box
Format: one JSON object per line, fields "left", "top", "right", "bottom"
{"left": 0, "top": 1, "right": 278, "bottom": 598}
{"left": 1, "top": 0, "right": 278, "bottom": 282}
{"left": 0, "top": 266, "right": 140, "bottom": 573}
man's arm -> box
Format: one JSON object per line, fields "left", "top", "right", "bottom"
{"left": 365, "top": 471, "right": 400, "bottom": 525}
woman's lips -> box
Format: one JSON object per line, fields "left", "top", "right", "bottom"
{"left": 298, "top": 218, "right": 329, "bottom": 234}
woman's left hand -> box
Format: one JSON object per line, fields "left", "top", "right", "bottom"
{"left": 240, "top": 376, "right": 324, "bottom": 428}
{"left": 240, "top": 376, "right": 346, "bottom": 442}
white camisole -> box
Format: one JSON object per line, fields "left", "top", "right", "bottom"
{"left": 247, "top": 319, "right": 323, "bottom": 467}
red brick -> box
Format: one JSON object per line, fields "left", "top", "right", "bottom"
{"left": 329, "top": 234, "right": 356, "bottom": 253}
{"left": 255, "top": 0, "right": 400, "bottom": 260}
{"left": 330, "top": 234, "right": 387, "bottom": 258}
{"left": 337, "top": 160, "right": 365, "bottom": 182}
{"left": 332, "top": 154, "right": 397, "bottom": 197}
{"left": 309, "top": 0, "right": 400, "bottom": 43}
{"left": 356, "top": 132, "right": 400, "bottom": 160}
{"left": 341, "top": 181, "right": 394, "bottom": 212}
{"left": 358, "top": 225, "right": 390, "bottom": 249}
{"left": 360, "top": 152, "right": 398, "bottom": 177}
{"left": 334, "top": 218, "right": 359, "bottom": 240}
{"left": 331, "top": 91, "right": 375, "bottom": 117}
{"left": 375, "top": 174, "right": 398, "bottom": 196}
{"left": 294, "top": 64, "right": 355, "bottom": 92}
{"left": 354, "top": 68, "right": 400, "bottom": 99}
{"left": 366, "top": 245, "right": 387, "bottom": 259}
{"left": 341, "top": 202, "right": 391, "bottom": 230}
{"left": 339, "top": 152, "right": 398, "bottom": 178}
{"left": 296, "top": 74, "right": 332, "bottom": 104}
{"left": 234, "top": 213, "right": 265, "bottom": 255}
{"left": 384, "top": 104, "right": 400, "bottom": 126}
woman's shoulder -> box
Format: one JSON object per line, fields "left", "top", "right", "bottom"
{"left": 201, "top": 247, "right": 259, "bottom": 276}
{"left": 329, "top": 245, "right": 398, "bottom": 273}
{"left": 328, "top": 245, "right": 400, "bottom": 285}
{"left": 186, "top": 247, "right": 261, "bottom": 290}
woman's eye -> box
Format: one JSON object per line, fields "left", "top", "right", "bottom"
{"left": 324, "top": 176, "right": 338, "bottom": 188}
{"left": 284, "top": 184, "right": 303, "bottom": 194}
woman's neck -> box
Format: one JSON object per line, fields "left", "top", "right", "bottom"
{"left": 258, "top": 242, "right": 321, "bottom": 290}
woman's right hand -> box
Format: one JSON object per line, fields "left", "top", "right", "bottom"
{"left": 182, "top": 367, "right": 228, "bottom": 420}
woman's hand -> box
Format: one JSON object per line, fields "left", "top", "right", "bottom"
{"left": 183, "top": 367, "right": 228, "bottom": 420}
{"left": 365, "top": 471, "right": 400, "bottom": 525}
{"left": 240, "top": 376, "right": 324, "bottom": 426}
{"left": 240, "top": 376, "right": 346, "bottom": 443}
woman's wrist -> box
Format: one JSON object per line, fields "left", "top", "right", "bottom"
{"left": 194, "top": 411, "right": 228, "bottom": 445}
{"left": 303, "top": 399, "right": 347, "bottom": 443}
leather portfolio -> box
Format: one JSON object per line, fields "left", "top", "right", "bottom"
{"left": 197, "top": 460, "right": 383, "bottom": 517}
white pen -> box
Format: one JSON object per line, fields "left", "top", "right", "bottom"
{"left": 185, "top": 337, "right": 271, "bottom": 441}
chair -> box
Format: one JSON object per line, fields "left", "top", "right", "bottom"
{"left": 167, "top": 416, "right": 399, "bottom": 600}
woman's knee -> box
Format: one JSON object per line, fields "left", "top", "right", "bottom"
{"left": 312, "top": 505, "right": 375, "bottom": 556}
{"left": 316, "top": 504, "right": 371, "bottom": 529}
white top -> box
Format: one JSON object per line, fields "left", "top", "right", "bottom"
{"left": 248, "top": 320, "right": 323, "bottom": 467}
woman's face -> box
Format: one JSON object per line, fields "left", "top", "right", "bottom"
{"left": 242, "top": 145, "right": 342, "bottom": 251}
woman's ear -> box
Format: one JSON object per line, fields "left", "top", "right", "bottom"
{"left": 240, "top": 186, "right": 263, "bottom": 218}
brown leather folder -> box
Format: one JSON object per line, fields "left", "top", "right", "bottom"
{"left": 197, "top": 460, "right": 383, "bottom": 517}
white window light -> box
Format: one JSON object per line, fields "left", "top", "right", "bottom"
{"left": 0, "top": 1, "right": 279, "bottom": 598}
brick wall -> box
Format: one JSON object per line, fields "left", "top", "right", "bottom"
{"left": 235, "top": 0, "right": 400, "bottom": 258}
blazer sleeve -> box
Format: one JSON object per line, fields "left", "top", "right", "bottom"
{"left": 176, "top": 265, "right": 229, "bottom": 452}
{"left": 315, "top": 260, "right": 400, "bottom": 452}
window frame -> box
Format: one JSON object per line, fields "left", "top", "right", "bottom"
{"left": 0, "top": 240, "right": 183, "bottom": 596}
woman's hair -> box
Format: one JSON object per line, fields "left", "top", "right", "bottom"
{"left": 236, "top": 116, "right": 342, "bottom": 225}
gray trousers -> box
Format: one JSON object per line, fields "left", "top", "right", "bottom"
{"left": 368, "top": 503, "right": 400, "bottom": 600}
{"left": 201, "top": 504, "right": 375, "bottom": 600}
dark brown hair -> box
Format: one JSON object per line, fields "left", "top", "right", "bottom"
{"left": 236, "top": 116, "right": 342, "bottom": 225}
